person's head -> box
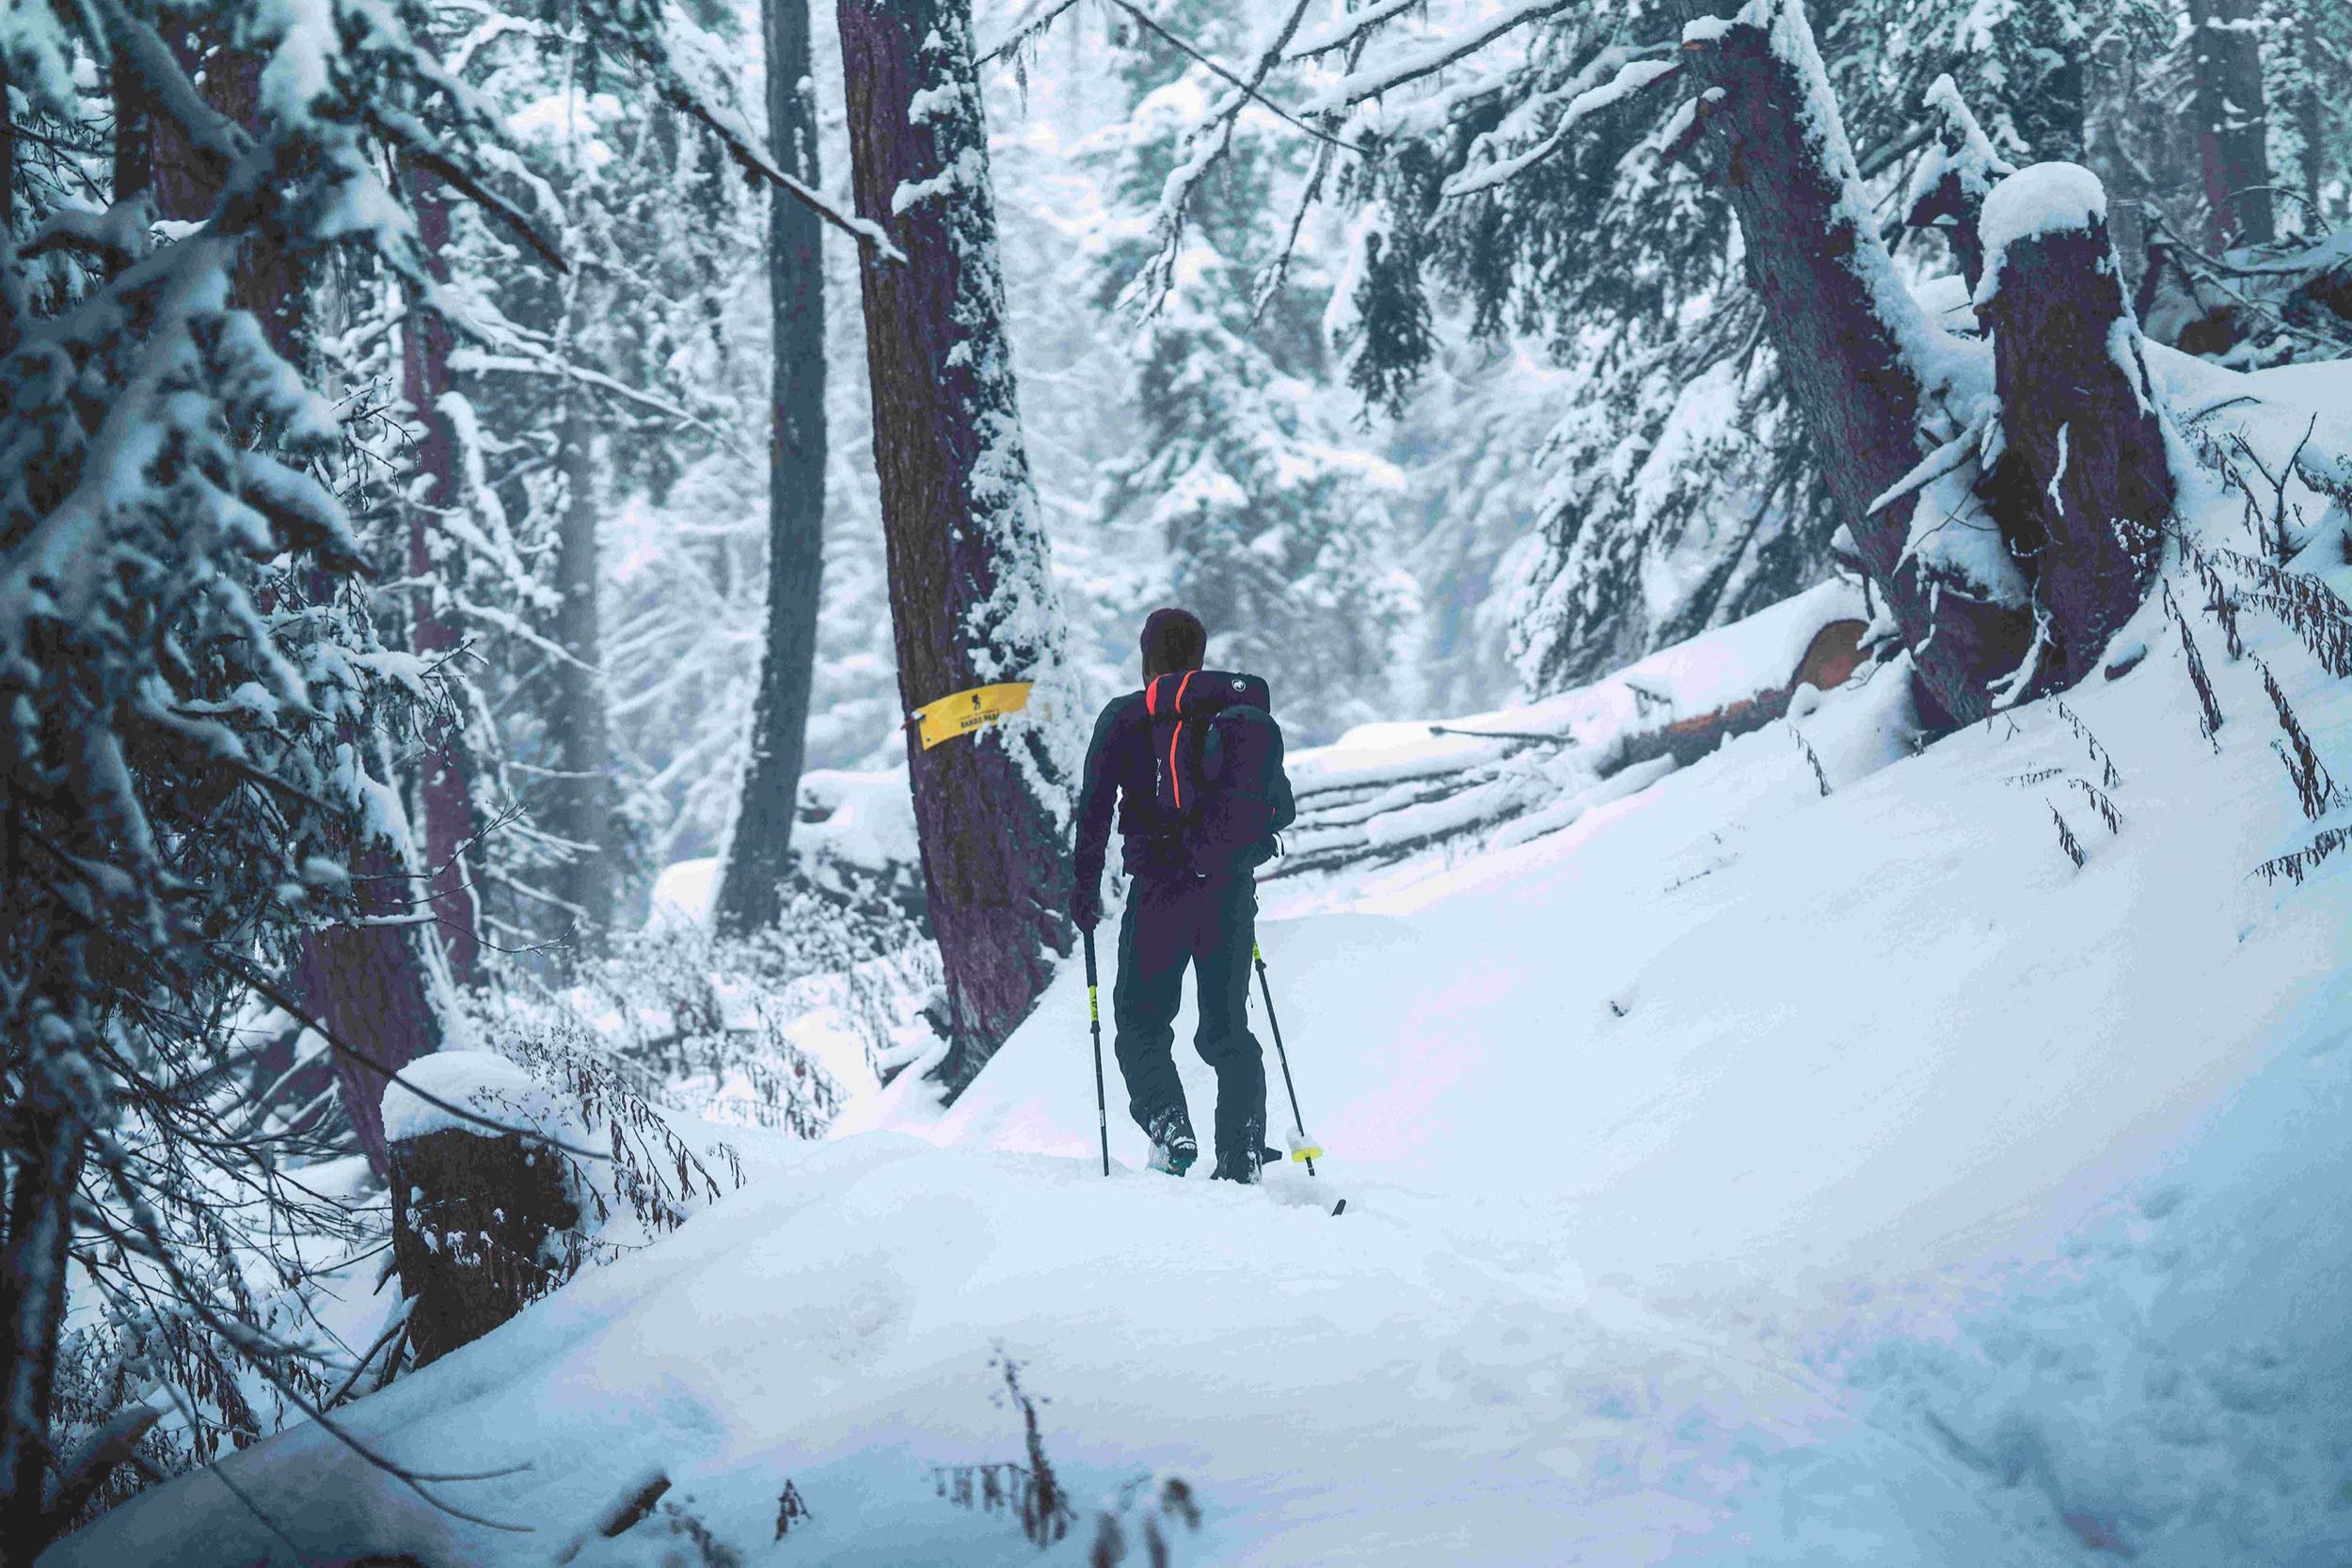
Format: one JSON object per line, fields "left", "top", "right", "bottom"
{"left": 1140, "top": 608, "right": 1207, "bottom": 682}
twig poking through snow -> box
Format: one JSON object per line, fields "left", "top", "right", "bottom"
{"left": 2048, "top": 802, "right": 2087, "bottom": 869}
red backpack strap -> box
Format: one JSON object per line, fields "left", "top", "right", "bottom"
{"left": 1167, "top": 671, "right": 1198, "bottom": 808}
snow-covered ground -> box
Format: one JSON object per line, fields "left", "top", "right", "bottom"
{"left": 47, "top": 489, "right": 2352, "bottom": 1563}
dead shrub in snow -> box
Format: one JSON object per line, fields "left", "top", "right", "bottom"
{"left": 1089, "top": 1474, "right": 1204, "bottom": 1568}
{"left": 2256, "top": 658, "right": 2345, "bottom": 820}
{"left": 504, "top": 1022, "right": 746, "bottom": 1273}
{"left": 935, "top": 1353, "right": 1075, "bottom": 1547}
{"left": 2064, "top": 777, "right": 2122, "bottom": 836}
{"left": 2048, "top": 804, "right": 2088, "bottom": 870}
{"left": 2255, "top": 826, "right": 2352, "bottom": 886}
{"left": 1786, "top": 722, "right": 1833, "bottom": 796}
{"left": 2159, "top": 578, "right": 2228, "bottom": 746}
{"left": 2050, "top": 699, "right": 2123, "bottom": 789}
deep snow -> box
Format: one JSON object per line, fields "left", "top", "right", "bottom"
{"left": 46, "top": 412, "right": 2352, "bottom": 1565}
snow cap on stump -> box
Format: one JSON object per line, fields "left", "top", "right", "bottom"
{"left": 381, "top": 1050, "right": 557, "bottom": 1144}
{"left": 1976, "top": 162, "right": 2109, "bottom": 307}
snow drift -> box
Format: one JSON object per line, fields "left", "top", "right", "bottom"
{"left": 47, "top": 368, "right": 2352, "bottom": 1566}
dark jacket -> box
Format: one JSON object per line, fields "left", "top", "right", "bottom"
{"left": 1073, "top": 685, "right": 1295, "bottom": 897}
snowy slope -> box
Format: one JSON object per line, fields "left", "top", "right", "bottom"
{"left": 48, "top": 583, "right": 2352, "bottom": 1565}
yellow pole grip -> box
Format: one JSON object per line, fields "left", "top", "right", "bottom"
{"left": 1088, "top": 986, "right": 1099, "bottom": 1024}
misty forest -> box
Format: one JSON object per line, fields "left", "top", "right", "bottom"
{"left": 6, "top": 0, "right": 2352, "bottom": 1562}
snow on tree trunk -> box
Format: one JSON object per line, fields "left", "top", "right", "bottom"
{"left": 547, "top": 406, "right": 618, "bottom": 950}
{"left": 1675, "top": 0, "right": 2032, "bottom": 726}
{"left": 716, "top": 0, "right": 828, "bottom": 940}
{"left": 837, "top": 0, "right": 1081, "bottom": 1093}
{"left": 2185, "top": 0, "right": 2274, "bottom": 249}
{"left": 402, "top": 162, "right": 485, "bottom": 988}
{"left": 1976, "top": 164, "right": 2169, "bottom": 692}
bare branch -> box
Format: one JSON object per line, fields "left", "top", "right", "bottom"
{"left": 1106, "top": 0, "right": 1362, "bottom": 153}
{"left": 1115, "top": 0, "right": 1349, "bottom": 319}
{"left": 978, "top": 0, "right": 1088, "bottom": 66}
{"left": 1303, "top": 0, "right": 1579, "bottom": 110}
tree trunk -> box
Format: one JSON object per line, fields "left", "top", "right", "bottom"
{"left": 2186, "top": 0, "right": 2275, "bottom": 248}
{"left": 715, "top": 0, "right": 828, "bottom": 940}
{"left": 2015, "top": 9, "right": 2089, "bottom": 165}
{"left": 837, "top": 0, "right": 1079, "bottom": 1092}
{"left": 547, "top": 405, "right": 616, "bottom": 950}
{"left": 1, "top": 56, "right": 15, "bottom": 356}
{"left": 1676, "top": 0, "right": 2032, "bottom": 726}
{"left": 1977, "top": 169, "right": 2170, "bottom": 690}
{"left": 194, "top": 50, "right": 307, "bottom": 358}
{"left": 2086, "top": 27, "right": 2153, "bottom": 301}
{"left": 2289, "top": 2, "right": 2326, "bottom": 231}
{"left": 294, "top": 836, "right": 453, "bottom": 1180}
{"left": 125, "top": 28, "right": 457, "bottom": 1176}
{"left": 0, "top": 1089, "right": 86, "bottom": 1558}
{"left": 401, "top": 162, "right": 485, "bottom": 988}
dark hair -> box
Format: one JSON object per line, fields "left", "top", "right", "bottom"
{"left": 1140, "top": 608, "right": 1207, "bottom": 680}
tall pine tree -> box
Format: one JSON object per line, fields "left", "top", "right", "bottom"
{"left": 838, "top": 0, "right": 1082, "bottom": 1092}
{"left": 715, "top": 0, "right": 828, "bottom": 937}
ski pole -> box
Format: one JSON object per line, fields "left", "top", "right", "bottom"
{"left": 1251, "top": 942, "right": 1316, "bottom": 1178}
{"left": 1084, "top": 929, "right": 1109, "bottom": 1177}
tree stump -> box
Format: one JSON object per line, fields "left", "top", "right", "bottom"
{"left": 1977, "top": 164, "right": 2170, "bottom": 692}
{"left": 389, "top": 1127, "right": 578, "bottom": 1367}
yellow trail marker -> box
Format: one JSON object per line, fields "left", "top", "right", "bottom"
{"left": 913, "top": 681, "right": 1031, "bottom": 751}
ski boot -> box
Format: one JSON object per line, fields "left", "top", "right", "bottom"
{"left": 1212, "top": 1123, "right": 1268, "bottom": 1184}
{"left": 1143, "top": 1111, "right": 1197, "bottom": 1177}
{"left": 1149, "top": 1135, "right": 1198, "bottom": 1177}
{"left": 1210, "top": 1148, "right": 1263, "bottom": 1184}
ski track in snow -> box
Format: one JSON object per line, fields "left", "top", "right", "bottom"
{"left": 47, "top": 559, "right": 2352, "bottom": 1564}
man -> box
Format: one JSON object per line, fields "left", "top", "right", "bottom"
{"left": 1072, "top": 609, "right": 1295, "bottom": 1181}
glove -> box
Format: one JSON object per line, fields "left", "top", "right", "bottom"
{"left": 1073, "top": 879, "right": 1101, "bottom": 933}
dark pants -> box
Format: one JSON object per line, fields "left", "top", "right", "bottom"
{"left": 1112, "top": 873, "right": 1267, "bottom": 1171}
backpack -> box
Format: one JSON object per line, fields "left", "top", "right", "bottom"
{"left": 1144, "top": 669, "right": 1285, "bottom": 877}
